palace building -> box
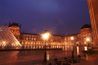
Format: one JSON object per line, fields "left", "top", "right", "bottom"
{"left": 7, "top": 23, "right": 92, "bottom": 51}
{"left": 78, "top": 24, "right": 93, "bottom": 51}
{"left": 8, "top": 23, "right": 66, "bottom": 50}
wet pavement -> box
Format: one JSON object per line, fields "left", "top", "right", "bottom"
{"left": 0, "top": 50, "right": 71, "bottom": 65}
{"left": 0, "top": 50, "right": 98, "bottom": 65}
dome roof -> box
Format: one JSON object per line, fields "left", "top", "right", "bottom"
{"left": 81, "top": 24, "right": 91, "bottom": 29}
{"left": 9, "top": 22, "right": 20, "bottom": 27}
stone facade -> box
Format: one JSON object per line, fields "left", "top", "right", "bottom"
{"left": 8, "top": 23, "right": 92, "bottom": 51}
{"left": 87, "top": 0, "right": 98, "bottom": 46}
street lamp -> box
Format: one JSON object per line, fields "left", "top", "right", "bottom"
{"left": 83, "top": 36, "right": 92, "bottom": 60}
{"left": 70, "top": 36, "right": 80, "bottom": 63}
{"left": 41, "top": 31, "right": 51, "bottom": 62}
{"left": 70, "top": 36, "right": 75, "bottom": 41}
{"left": 41, "top": 32, "right": 51, "bottom": 41}
{"left": 70, "top": 36, "right": 75, "bottom": 62}
{"left": 86, "top": 37, "right": 91, "bottom": 42}
{"left": 84, "top": 36, "right": 92, "bottom": 51}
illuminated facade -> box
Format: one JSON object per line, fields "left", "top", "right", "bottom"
{"left": 0, "top": 23, "right": 92, "bottom": 50}
{"left": 20, "top": 33, "right": 65, "bottom": 49}
{"left": 78, "top": 24, "right": 92, "bottom": 45}
{"left": 64, "top": 34, "right": 78, "bottom": 54}
{"left": 8, "top": 23, "right": 65, "bottom": 49}
{"left": 78, "top": 24, "right": 93, "bottom": 51}
{"left": 87, "top": 0, "right": 98, "bottom": 46}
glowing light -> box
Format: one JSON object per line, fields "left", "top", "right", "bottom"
{"left": 70, "top": 36, "right": 75, "bottom": 41}
{"left": 86, "top": 37, "right": 91, "bottom": 42}
{"left": 77, "top": 46, "right": 80, "bottom": 55}
{"left": 47, "top": 51, "right": 50, "bottom": 61}
{"left": 41, "top": 32, "right": 51, "bottom": 41}
{"left": 84, "top": 46, "right": 88, "bottom": 51}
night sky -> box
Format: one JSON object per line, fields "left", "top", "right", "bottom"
{"left": 0, "top": 0, "right": 90, "bottom": 35}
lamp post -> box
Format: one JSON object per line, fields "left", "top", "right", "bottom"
{"left": 70, "top": 36, "right": 76, "bottom": 63}
{"left": 84, "top": 36, "right": 92, "bottom": 51}
{"left": 41, "top": 31, "right": 51, "bottom": 62}
{"left": 83, "top": 36, "right": 92, "bottom": 60}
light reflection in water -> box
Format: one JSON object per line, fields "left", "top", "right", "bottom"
{"left": 0, "top": 51, "right": 19, "bottom": 65}
{"left": 77, "top": 46, "right": 80, "bottom": 55}
{"left": 0, "top": 50, "right": 73, "bottom": 65}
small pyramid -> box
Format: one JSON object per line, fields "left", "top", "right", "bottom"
{"left": 0, "top": 26, "right": 21, "bottom": 49}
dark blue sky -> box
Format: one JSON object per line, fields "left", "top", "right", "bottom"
{"left": 0, "top": 0, "right": 90, "bottom": 35}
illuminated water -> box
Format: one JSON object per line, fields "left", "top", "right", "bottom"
{"left": 0, "top": 50, "right": 72, "bottom": 65}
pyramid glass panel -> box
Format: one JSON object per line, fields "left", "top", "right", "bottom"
{"left": 0, "top": 26, "right": 21, "bottom": 49}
